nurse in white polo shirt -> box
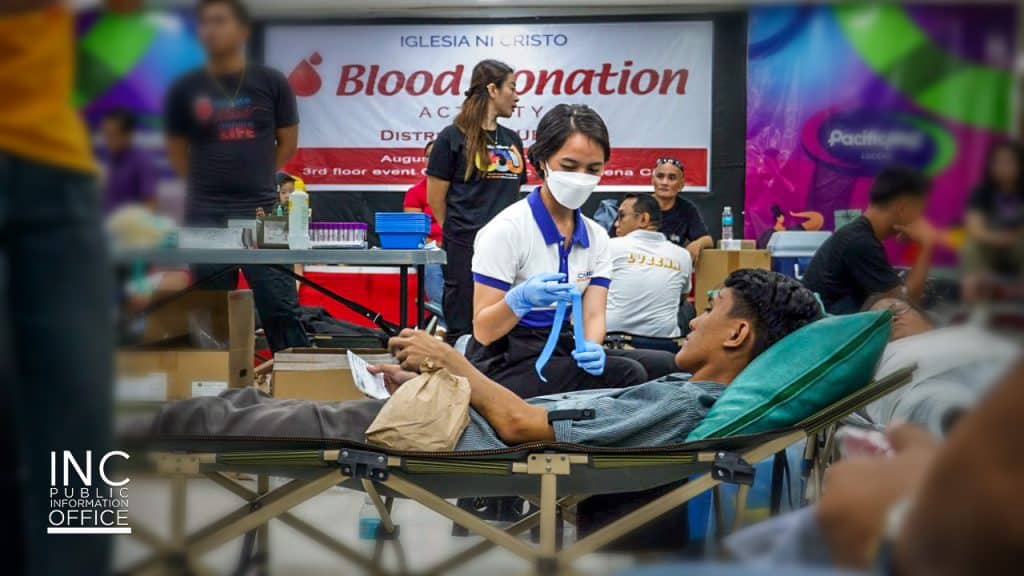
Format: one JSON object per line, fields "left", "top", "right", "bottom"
{"left": 467, "top": 104, "right": 647, "bottom": 398}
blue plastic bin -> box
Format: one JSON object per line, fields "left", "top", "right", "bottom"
{"left": 378, "top": 232, "right": 427, "bottom": 249}
{"left": 376, "top": 212, "right": 430, "bottom": 234}
{"left": 375, "top": 213, "right": 430, "bottom": 248}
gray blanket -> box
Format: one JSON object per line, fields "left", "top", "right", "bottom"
{"left": 149, "top": 387, "right": 386, "bottom": 442}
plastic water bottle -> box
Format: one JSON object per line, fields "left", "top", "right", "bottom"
{"left": 288, "top": 182, "right": 311, "bottom": 250}
{"left": 721, "top": 206, "right": 734, "bottom": 242}
{"left": 358, "top": 496, "right": 381, "bottom": 542}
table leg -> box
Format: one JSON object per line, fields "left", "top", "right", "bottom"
{"left": 416, "top": 264, "right": 426, "bottom": 328}
{"left": 257, "top": 475, "right": 269, "bottom": 564}
{"left": 399, "top": 265, "right": 409, "bottom": 329}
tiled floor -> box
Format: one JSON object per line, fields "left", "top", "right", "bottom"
{"left": 116, "top": 476, "right": 639, "bottom": 575}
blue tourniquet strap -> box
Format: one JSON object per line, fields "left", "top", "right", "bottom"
{"left": 535, "top": 288, "right": 585, "bottom": 382}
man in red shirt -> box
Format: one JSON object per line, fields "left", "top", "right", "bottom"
{"left": 404, "top": 140, "right": 444, "bottom": 309}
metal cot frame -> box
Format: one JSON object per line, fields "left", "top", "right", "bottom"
{"left": 122, "top": 367, "right": 913, "bottom": 576}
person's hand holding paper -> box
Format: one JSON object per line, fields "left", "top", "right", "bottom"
{"left": 346, "top": 350, "right": 391, "bottom": 399}
{"left": 368, "top": 364, "right": 418, "bottom": 395}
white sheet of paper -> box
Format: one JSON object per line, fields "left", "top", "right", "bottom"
{"left": 347, "top": 350, "right": 390, "bottom": 399}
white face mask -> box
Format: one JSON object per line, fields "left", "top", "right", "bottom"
{"left": 545, "top": 163, "right": 601, "bottom": 210}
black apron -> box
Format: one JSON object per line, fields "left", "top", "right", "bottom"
{"left": 467, "top": 325, "right": 647, "bottom": 399}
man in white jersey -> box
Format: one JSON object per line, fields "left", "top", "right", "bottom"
{"left": 607, "top": 193, "right": 692, "bottom": 337}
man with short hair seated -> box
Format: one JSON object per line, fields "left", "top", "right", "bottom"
{"left": 374, "top": 269, "right": 823, "bottom": 449}
{"left": 605, "top": 193, "right": 692, "bottom": 339}
{"left": 802, "top": 166, "right": 937, "bottom": 315}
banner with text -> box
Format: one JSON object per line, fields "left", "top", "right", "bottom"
{"left": 265, "top": 22, "right": 713, "bottom": 191}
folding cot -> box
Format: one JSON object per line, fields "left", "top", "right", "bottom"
{"left": 121, "top": 366, "right": 913, "bottom": 576}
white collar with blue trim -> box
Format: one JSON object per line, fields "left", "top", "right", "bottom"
{"left": 526, "top": 187, "right": 590, "bottom": 248}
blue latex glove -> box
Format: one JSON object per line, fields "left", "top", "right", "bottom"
{"left": 504, "top": 272, "right": 575, "bottom": 318}
{"left": 572, "top": 340, "right": 606, "bottom": 376}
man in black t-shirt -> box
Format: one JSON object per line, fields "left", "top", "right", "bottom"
{"left": 166, "top": 1, "right": 298, "bottom": 216}
{"left": 651, "top": 158, "right": 713, "bottom": 265}
{"left": 647, "top": 158, "right": 712, "bottom": 335}
{"left": 164, "top": 0, "right": 308, "bottom": 351}
{"left": 803, "top": 166, "right": 937, "bottom": 315}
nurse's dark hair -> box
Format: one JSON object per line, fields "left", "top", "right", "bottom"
{"left": 528, "top": 104, "right": 610, "bottom": 180}
{"left": 723, "top": 269, "right": 823, "bottom": 359}
{"left": 454, "top": 59, "right": 515, "bottom": 181}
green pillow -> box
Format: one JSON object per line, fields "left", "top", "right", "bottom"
{"left": 687, "top": 310, "right": 891, "bottom": 441}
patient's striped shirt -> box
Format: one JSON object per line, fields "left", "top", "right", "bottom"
{"left": 455, "top": 375, "right": 724, "bottom": 451}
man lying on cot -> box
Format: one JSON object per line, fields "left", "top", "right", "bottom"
{"left": 146, "top": 269, "right": 822, "bottom": 449}
{"left": 370, "top": 269, "right": 823, "bottom": 450}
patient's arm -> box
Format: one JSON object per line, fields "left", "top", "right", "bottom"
{"left": 819, "top": 359, "right": 1024, "bottom": 571}
{"left": 386, "top": 330, "right": 555, "bottom": 445}
{"left": 893, "top": 358, "right": 1024, "bottom": 575}
{"left": 817, "top": 425, "right": 939, "bottom": 567}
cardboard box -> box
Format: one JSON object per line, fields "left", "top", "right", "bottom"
{"left": 117, "top": 290, "right": 255, "bottom": 401}
{"left": 273, "top": 348, "right": 394, "bottom": 402}
{"left": 142, "top": 290, "right": 230, "bottom": 345}
{"left": 117, "top": 349, "right": 230, "bottom": 401}
{"left": 694, "top": 249, "right": 772, "bottom": 312}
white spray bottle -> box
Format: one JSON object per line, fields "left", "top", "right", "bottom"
{"left": 287, "top": 179, "right": 311, "bottom": 249}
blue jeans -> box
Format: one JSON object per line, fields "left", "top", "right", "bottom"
{"left": 2, "top": 152, "right": 113, "bottom": 576}
{"left": 424, "top": 263, "right": 444, "bottom": 310}
{"left": 186, "top": 210, "right": 309, "bottom": 352}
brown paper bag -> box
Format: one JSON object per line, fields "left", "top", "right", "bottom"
{"left": 365, "top": 368, "right": 471, "bottom": 452}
